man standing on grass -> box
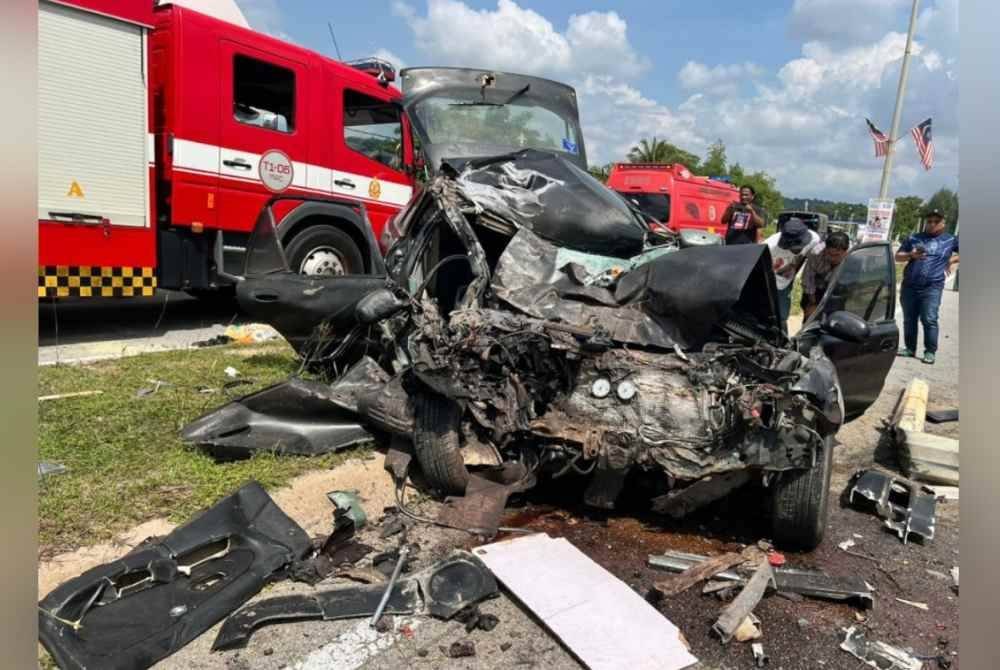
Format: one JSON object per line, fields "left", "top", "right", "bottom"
{"left": 722, "top": 185, "right": 766, "bottom": 245}
{"left": 800, "top": 231, "right": 851, "bottom": 321}
{"left": 764, "top": 218, "right": 820, "bottom": 332}
{"left": 895, "top": 209, "right": 959, "bottom": 365}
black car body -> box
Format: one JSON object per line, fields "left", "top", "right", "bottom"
{"left": 195, "top": 69, "right": 899, "bottom": 549}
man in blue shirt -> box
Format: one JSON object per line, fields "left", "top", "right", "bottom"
{"left": 895, "top": 209, "right": 959, "bottom": 364}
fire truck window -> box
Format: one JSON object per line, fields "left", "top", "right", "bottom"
{"left": 615, "top": 192, "right": 670, "bottom": 223}
{"left": 343, "top": 89, "right": 403, "bottom": 171}
{"left": 233, "top": 55, "right": 295, "bottom": 133}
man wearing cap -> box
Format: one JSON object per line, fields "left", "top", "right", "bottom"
{"left": 764, "top": 218, "right": 821, "bottom": 332}
{"left": 895, "top": 209, "right": 959, "bottom": 364}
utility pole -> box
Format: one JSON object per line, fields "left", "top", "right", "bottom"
{"left": 879, "top": 0, "right": 920, "bottom": 198}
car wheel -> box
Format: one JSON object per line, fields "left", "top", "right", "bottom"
{"left": 413, "top": 393, "right": 470, "bottom": 495}
{"left": 770, "top": 433, "right": 833, "bottom": 550}
{"left": 285, "top": 225, "right": 364, "bottom": 277}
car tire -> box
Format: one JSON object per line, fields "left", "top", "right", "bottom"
{"left": 285, "top": 225, "right": 364, "bottom": 277}
{"left": 412, "top": 393, "right": 470, "bottom": 495}
{"left": 770, "top": 433, "right": 833, "bottom": 550}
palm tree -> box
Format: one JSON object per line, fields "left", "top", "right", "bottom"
{"left": 627, "top": 136, "right": 700, "bottom": 170}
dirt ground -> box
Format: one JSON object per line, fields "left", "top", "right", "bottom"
{"left": 39, "top": 291, "right": 960, "bottom": 670}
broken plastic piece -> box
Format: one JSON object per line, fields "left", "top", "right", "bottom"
{"left": 38, "top": 461, "right": 67, "bottom": 478}
{"left": 839, "top": 626, "right": 923, "bottom": 670}
{"left": 213, "top": 550, "right": 497, "bottom": 650}
{"left": 328, "top": 490, "right": 367, "bottom": 529}
{"left": 39, "top": 482, "right": 311, "bottom": 670}
{"left": 648, "top": 551, "right": 873, "bottom": 608}
{"left": 849, "top": 469, "right": 936, "bottom": 543}
{"left": 752, "top": 642, "right": 769, "bottom": 666}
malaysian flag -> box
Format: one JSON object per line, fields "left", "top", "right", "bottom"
{"left": 911, "top": 118, "right": 934, "bottom": 170}
{"left": 866, "top": 118, "right": 890, "bottom": 157}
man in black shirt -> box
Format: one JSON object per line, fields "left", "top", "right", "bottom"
{"left": 721, "top": 185, "right": 766, "bottom": 244}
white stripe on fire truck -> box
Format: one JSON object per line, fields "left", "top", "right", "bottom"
{"left": 171, "top": 138, "right": 413, "bottom": 207}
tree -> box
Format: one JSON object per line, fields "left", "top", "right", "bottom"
{"left": 890, "top": 196, "right": 924, "bottom": 240}
{"left": 698, "top": 139, "right": 728, "bottom": 177}
{"left": 587, "top": 163, "right": 613, "bottom": 183}
{"left": 627, "top": 136, "right": 700, "bottom": 170}
{"left": 923, "top": 188, "right": 959, "bottom": 233}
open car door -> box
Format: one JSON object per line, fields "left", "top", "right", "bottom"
{"left": 232, "top": 196, "right": 388, "bottom": 359}
{"left": 796, "top": 242, "right": 898, "bottom": 421}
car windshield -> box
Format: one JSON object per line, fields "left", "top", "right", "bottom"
{"left": 615, "top": 191, "right": 670, "bottom": 223}
{"left": 412, "top": 96, "right": 582, "bottom": 156}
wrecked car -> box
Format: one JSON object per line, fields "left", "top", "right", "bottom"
{"left": 189, "top": 68, "right": 898, "bottom": 549}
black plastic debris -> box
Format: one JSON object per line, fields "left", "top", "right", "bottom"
{"left": 444, "top": 640, "right": 477, "bottom": 658}
{"left": 925, "top": 408, "right": 958, "bottom": 424}
{"left": 213, "top": 550, "right": 498, "bottom": 650}
{"left": 192, "top": 334, "right": 233, "bottom": 347}
{"left": 849, "top": 469, "right": 936, "bottom": 543}
{"left": 38, "top": 481, "right": 311, "bottom": 670}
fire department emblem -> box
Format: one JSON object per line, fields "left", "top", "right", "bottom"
{"left": 368, "top": 178, "right": 382, "bottom": 200}
{"left": 708, "top": 205, "right": 717, "bottom": 221}
{"left": 259, "top": 150, "right": 294, "bottom": 192}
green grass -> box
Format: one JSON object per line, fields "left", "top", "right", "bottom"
{"left": 38, "top": 343, "right": 370, "bottom": 556}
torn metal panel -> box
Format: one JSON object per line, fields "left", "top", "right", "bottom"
{"left": 181, "top": 378, "right": 373, "bottom": 458}
{"left": 839, "top": 626, "right": 923, "bottom": 670}
{"left": 213, "top": 550, "right": 497, "bottom": 650}
{"left": 39, "top": 482, "right": 311, "bottom": 670}
{"left": 648, "top": 551, "right": 873, "bottom": 608}
{"left": 652, "top": 471, "right": 753, "bottom": 518}
{"left": 475, "top": 533, "right": 698, "bottom": 670}
{"left": 713, "top": 561, "right": 775, "bottom": 644}
{"left": 849, "top": 469, "right": 936, "bottom": 543}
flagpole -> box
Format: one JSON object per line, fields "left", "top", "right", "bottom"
{"left": 878, "top": 0, "right": 921, "bottom": 198}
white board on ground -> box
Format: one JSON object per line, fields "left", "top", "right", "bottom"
{"left": 474, "top": 533, "right": 698, "bottom": 670}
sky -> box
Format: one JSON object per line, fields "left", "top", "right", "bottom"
{"left": 234, "top": 0, "right": 958, "bottom": 203}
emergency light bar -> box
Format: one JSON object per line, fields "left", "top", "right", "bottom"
{"left": 614, "top": 163, "right": 692, "bottom": 178}
{"left": 346, "top": 57, "right": 396, "bottom": 83}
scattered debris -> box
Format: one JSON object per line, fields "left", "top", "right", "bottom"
{"left": 713, "top": 560, "right": 774, "bottom": 644}
{"left": 839, "top": 626, "right": 923, "bottom": 670}
{"left": 454, "top": 605, "right": 500, "bottom": 633}
{"left": 925, "top": 569, "right": 949, "bottom": 581}
{"left": 136, "top": 379, "right": 172, "bottom": 398}
{"left": 849, "top": 469, "right": 936, "bottom": 543}
{"left": 370, "top": 543, "right": 411, "bottom": 629}
{"left": 445, "top": 640, "right": 477, "bottom": 658}
{"left": 334, "top": 567, "right": 387, "bottom": 585}
{"left": 797, "top": 618, "right": 810, "bottom": 629}
{"left": 925, "top": 408, "right": 958, "bottom": 424}
{"left": 224, "top": 366, "right": 240, "bottom": 378}
{"left": 927, "top": 485, "right": 959, "bottom": 501}
{"left": 767, "top": 552, "right": 786, "bottom": 567}
{"left": 900, "top": 431, "right": 960, "bottom": 486}
{"left": 838, "top": 538, "right": 856, "bottom": 551}
{"left": 223, "top": 323, "right": 280, "bottom": 345}
{"left": 475, "top": 534, "right": 698, "bottom": 670}
{"left": 751, "top": 642, "right": 769, "bottom": 667}
{"left": 38, "top": 390, "right": 102, "bottom": 402}
{"left": 39, "top": 482, "right": 311, "bottom": 669}
{"left": 193, "top": 334, "right": 233, "bottom": 348}
{"left": 328, "top": 490, "right": 367, "bottom": 529}
{"left": 500, "top": 641, "right": 513, "bottom": 652}
{"left": 950, "top": 567, "right": 959, "bottom": 593}
{"left": 648, "top": 551, "right": 873, "bottom": 608}
{"left": 894, "top": 597, "right": 929, "bottom": 611}
{"left": 37, "top": 461, "right": 67, "bottom": 479}
{"left": 652, "top": 551, "right": 747, "bottom": 597}
{"left": 213, "top": 550, "right": 497, "bottom": 650}
{"left": 651, "top": 471, "right": 752, "bottom": 518}
{"left": 732, "top": 613, "right": 763, "bottom": 642}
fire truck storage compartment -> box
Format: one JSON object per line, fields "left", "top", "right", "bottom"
{"left": 38, "top": 1, "right": 149, "bottom": 228}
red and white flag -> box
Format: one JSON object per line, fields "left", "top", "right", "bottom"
{"left": 866, "top": 118, "right": 890, "bottom": 157}
{"left": 910, "top": 118, "right": 933, "bottom": 170}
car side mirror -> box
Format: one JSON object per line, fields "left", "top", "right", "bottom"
{"left": 355, "top": 288, "right": 408, "bottom": 324}
{"left": 821, "top": 310, "right": 870, "bottom": 342}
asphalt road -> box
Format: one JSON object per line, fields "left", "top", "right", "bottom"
{"left": 37, "top": 290, "right": 244, "bottom": 365}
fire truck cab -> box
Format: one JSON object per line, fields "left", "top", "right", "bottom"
{"left": 606, "top": 163, "right": 740, "bottom": 238}
{"left": 38, "top": 0, "right": 416, "bottom": 298}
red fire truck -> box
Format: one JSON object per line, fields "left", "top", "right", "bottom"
{"left": 606, "top": 163, "right": 740, "bottom": 238}
{"left": 38, "top": 0, "right": 417, "bottom": 299}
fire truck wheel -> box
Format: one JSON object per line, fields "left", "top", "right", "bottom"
{"left": 285, "top": 225, "right": 364, "bottom": 277}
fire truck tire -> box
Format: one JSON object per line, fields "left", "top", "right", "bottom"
{"left": 412, "top": 393, "right": 470, "bottom": 496}
{"left": 770, "top": 433, "right": 833, "bottom": 550}
{"left": 285, "top": 225, "right": 364, "bottom": 277}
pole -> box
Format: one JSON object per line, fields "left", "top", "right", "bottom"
{"left": 878, "top": 0, "right": 920, "bottom": 198}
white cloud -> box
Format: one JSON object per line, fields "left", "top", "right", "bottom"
{"left": 788, "top": 0, "right": 909, "bottom": 45}
{"left": 678, "top": 61, "right": 764, "bottom": 96}
{"left": 392, "top": 0, "right": 646, "bottom": 80}
{"left": 235, "top": 0, "right": 287, "bottom": 38}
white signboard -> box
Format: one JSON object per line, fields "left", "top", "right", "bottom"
{"left": 259, "top": 150, "right": 294, "bottom": 192}
{"left": 863, "top": 198, "right": 894, "bottom": 242}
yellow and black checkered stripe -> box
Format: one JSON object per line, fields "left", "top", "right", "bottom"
{"left": 38, "top": 266, "right": 156, "bottom": 298}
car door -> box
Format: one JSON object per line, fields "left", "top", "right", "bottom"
{"left": 797, "top": 242, "right": 898, "bottom": 420}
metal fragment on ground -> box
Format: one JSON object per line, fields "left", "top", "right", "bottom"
{"left": 38, "top": 461, "right": 67, "bottom": 478}
{"left": 894, "top": 597, "right": 929, "bottom": 611}
{"left": 653, "top": 552, "right": 747, "bottom": 597}
{"left": 475, "top": 533, "right": 698, "bottom": 670}
{"left": 648, "top": 551, "right": 873, "bottom": 608}
{"left": 849, "top": 469, "right": 936, "bottom": 543}
{"left": 713, "top": 560, "right": 774, "bottom": 644}
{"left": 752, "top": 642, "right": 769, "bottom": 667}
{"left": 839, "top": 626, "right": 923, "bottom": 670}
